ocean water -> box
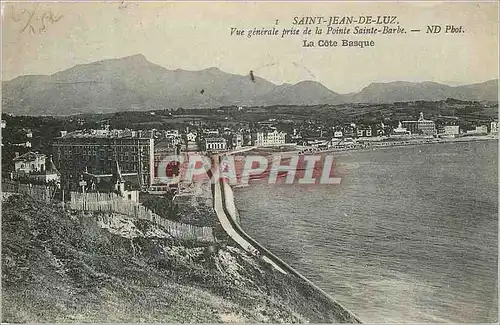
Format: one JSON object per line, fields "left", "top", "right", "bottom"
{"left": 234, "top": 140, "right": 498, "bottom": 323}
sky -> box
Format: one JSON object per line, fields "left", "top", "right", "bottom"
{"left": 1, "top": 1, "right": 498, "bottom": 94}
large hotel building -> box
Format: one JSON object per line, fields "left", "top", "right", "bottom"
{"left": 402, "top": 112, "right": 436, "bottom": 136}
{"left": 52, "top": 130, "right": 155, "bottom": 188}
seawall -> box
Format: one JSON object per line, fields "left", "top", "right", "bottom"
{"left": 213, "top": 176, "right": 362, "bottom": 323}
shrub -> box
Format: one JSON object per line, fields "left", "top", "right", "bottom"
{"left": 141, "top": 194, "right": 181, "bottom": 222}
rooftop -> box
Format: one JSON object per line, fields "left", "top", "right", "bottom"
{"left": 205, "top": 137, "right": 227, "bottom": 142}
{"left": 58, "top": 129, "right": 152, "bottom": 139}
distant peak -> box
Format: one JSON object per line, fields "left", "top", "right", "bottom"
{"left": 292, "top": 80, "right": 332, "bottom": 90}
{"left": 89, "top": 54, "right": 150, "bottom": 67}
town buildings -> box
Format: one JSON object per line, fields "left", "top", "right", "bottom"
{"left": 333, "top": 130, "right": 343, "bottom": 138}
{"left": 82, "top": 160, "right": 140, "bottom": 201}
{"left": 417, "top": 114, "right": 437, "bottom": 135}
{"left": 392, "top": 122, "right": 411, "bottom": 135}
{"left": 333, "top": 124, "right": 374, "bottom": 139}
{"left": 490, "top": 121, "right": 498, "bottom": 134}
{"left": 165, "top": 129, "right": 179, "bottom": 138}
{"left": 186, "top": 132, "right": 197, "bottom": 142}
{"left": 52, "top": 129, "right": 155, "bottom": 188}
{"left": 233, "top": 133, "right": 243, "bottom": 149}
{"left": 153, "top": 137, "right": 182, "bottom": 186}
{"left": 341, "top": 123, "right": 357, "bottom": 138}
{"left": 441, "top": 125, "right": 460, "bottom": 137}
{"left": 362, "top": 127, "right": 373, "bottom": 137}
{"left": 14, "top": 151, "right": 46, "bottom": 174}
{"left": 402, "top": 112, "right": 436, "bottom": 135}
{"left": 466, "top": 125, "right": 489, "bottom": 135}
{"left": 13, "top": 141, "right": 32, "bottom": 148}
{"left": 253, "top": 129, "right": 286, "bottom": 146}
{"left": 13, "top": 151, "right": 60, "bottom": 183}
{"left": 203, "top": 129, "right": 220, "bottom": 136}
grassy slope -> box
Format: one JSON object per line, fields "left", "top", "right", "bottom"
{"left": 1, "top": 195, "right": 349, "bottom": 323}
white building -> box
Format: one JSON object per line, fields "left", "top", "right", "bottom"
{"left": 466, "top": 125, "right": 489, "bottom": 135}
{"left": 204, "top": 137, "right": 227, "bottom": 151}
{"left": 393, "top": 121, "right": 410, "bottom": 135}
{"left": 233, "top": 133, "right": 243, "bottom": 149}
{"left": 356, "top": 127, "right": 373, "bottom": 137}
{"left": 475, "top": 125, "right": 488, "bottom": 134}
{"left": 333, "top": 130, "right": 343, "bottom": 138}
{"left": 443, "top": 125, "right": 460, "bottom": 136}
{"left": 13, "top": 141, "right": 32, "bottom": 148}
{"left": 204, "top": 129, "right": 220, "bottom": 136}
{"left": 417, "top": 112, "right": 437, "bottom": 135}
{"left": 13, "top": 152, "right": 61, "bottom": 183}
{"left": 14, "top": 151, "right": 47, "bottom": 174}
{"left": 186, "top": 132, "right": 197, "bottom": 142}
{"left": 165, "top": 129, "right": 179, "bottom": 138}
{"left": 402, "top": 112, "right": 436, "bottom": 135}
{"left": 490, "top": 121, "right": 498, "bottom": 134}
{"left": 254, "top": 130, "right": 286, "bottom": 146}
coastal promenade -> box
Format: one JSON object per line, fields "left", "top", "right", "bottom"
{"left": 210, "top": 155, "right": 362, "bottom": 323}
{"left": 212, "top": 178, "right": 287, "bottom": 274}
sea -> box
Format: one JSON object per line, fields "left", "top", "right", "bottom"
{"left": 233, "top": 140, "right": 498, "bottom": 323}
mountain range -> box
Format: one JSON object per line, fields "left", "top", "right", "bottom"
{"left": 2, "top": 54, "right": 498, "bottom": 116}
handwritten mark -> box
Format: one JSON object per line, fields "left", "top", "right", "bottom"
{"left": 249, "top": 61, "right": 317, "bottom": 84}
{"left": 253, "top": 62, "right": 277, "bottom": 73}
{"left": 11, "top": 4, "right": 62, "bottom": 35}
{"left": 39, "top": 11, "right": 63, "bottom": 33}
{"left": 18, "top": 4, "right": 39, "bottom": 34}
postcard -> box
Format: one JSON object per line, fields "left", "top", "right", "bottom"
{"left": 1, "top": 1, "right": 498, "bottom": 323}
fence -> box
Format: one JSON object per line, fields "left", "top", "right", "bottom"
{"left": 2, "top": 181, "right": 56, "bottom": 203}
{"left": 69, "top": 192, "right": 214, "bottom": 242}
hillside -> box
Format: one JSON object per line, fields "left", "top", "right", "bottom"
{"left": 1, "top": 194, "right": 354, "bottom": 323}
{"left": 344, "top": 80, "right": 499, "bottom": 103}
{"left": 259, "top": 80, "right": 340, "bottom": 105}
{"left": 2, "top": 54, "right": 497, "bottom": 115}
{"left": 1, "top": 54, "right": 278, "bottom": 115}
